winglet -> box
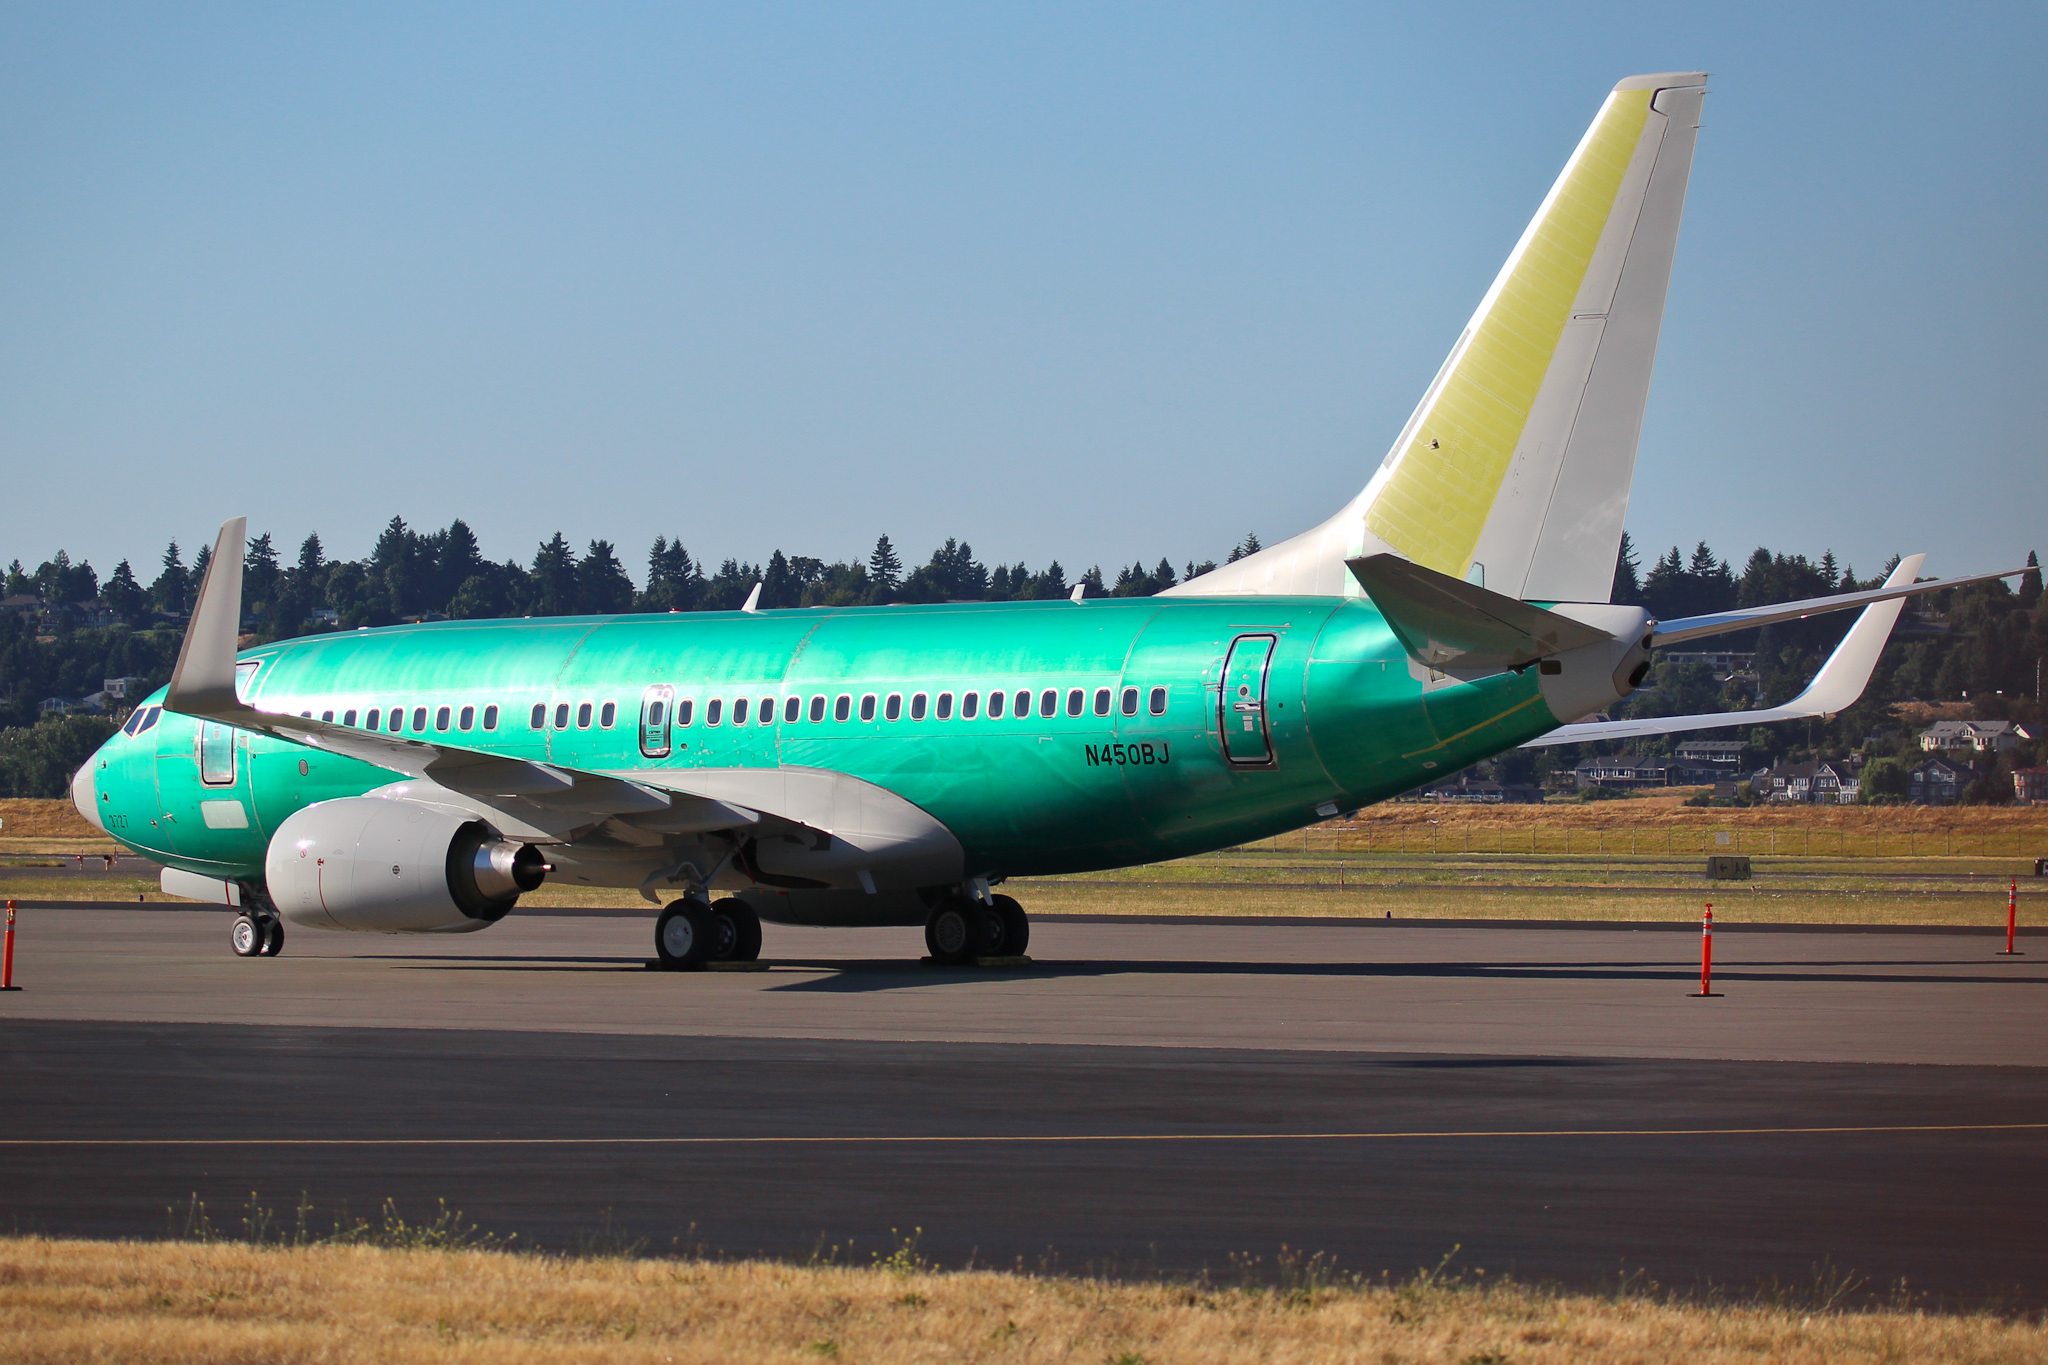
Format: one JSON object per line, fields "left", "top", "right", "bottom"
{"left": 741, "top": 582, "right": 762, "bottom": 614}
{"left": 1069, "top": 582, "right": 1087, "bottom": 604}
{"left": 164, "top": 517, "right": 248, "bottom": 719}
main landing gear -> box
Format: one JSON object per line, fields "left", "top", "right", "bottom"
{"left": 924, "top": 893, "right": 1028, "bottom": 966}
{"left": 653, "top": 896, "right": 762, "bottom": 969}
{"left": 230, "top": 913, "right": 283, "bottom": 958}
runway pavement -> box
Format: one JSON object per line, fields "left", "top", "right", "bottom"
{"left": 1, "top": 904, "right": 2044, "bottom": 1303}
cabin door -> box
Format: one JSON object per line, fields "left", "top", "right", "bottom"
{"left": 1219, "top": 634, "right": 1277, "bottom": 766}
{"left": 639, "top": 684, "right": 675, "bottom": 758}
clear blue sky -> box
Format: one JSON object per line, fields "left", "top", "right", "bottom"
{"left": 3, "top": 2, "right": 2041, "bottom": 588}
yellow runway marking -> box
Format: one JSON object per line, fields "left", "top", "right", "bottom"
{"left": 5, "top": 1122, "right": 2045, "bottom": 1147}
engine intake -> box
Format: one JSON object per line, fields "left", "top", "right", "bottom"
{"left": 266, "top": 796, "right": 548, "bottom": 933}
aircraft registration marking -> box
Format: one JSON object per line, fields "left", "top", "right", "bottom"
{"left": 1084, "top": 742, "right": 1170, "bottom": 768}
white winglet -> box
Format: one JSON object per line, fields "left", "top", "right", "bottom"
{"left": 1524, "top": 554, "right": 1926, "bottom": 747}
{"left": 1070, "top": 581, "right": 1087, "bottom": 604}
{"left": 741, "top": 582, "right": 763, "bottom": 613}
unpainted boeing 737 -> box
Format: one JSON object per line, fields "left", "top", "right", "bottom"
{"left": 70, "top": 73, "right": 2016, "bottom": 966}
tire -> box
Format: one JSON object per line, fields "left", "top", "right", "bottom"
{"left": 230, "top": 915, "right": 262, "bottom": 957}
{"left": 258, "top": 918, "right": 285, "bottom": 957}
{"left": 966, "top": 902, "right": 1007, "bottom": 958}
{"left": 712, "top": 898, "right": 763, "bottom": 961}
{"left": 992, "top": 895, "right": 1029, "bottom": 957}
{"left": 654, "top": 899, "right": 715, "bottom": 969}
{"left": 924, "top": 898, "right": 976, "bottom": 965}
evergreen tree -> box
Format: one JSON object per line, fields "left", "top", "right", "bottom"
{"left": 529, "top": 534, "right": 580, "bottom": 616}
{"left": 102, "top": 560, "right": 145, "bottom": 623}
{"left": 243, "top": 533, "right": 279, "bottom": 615}
{"left": 761, "top": 550, "right": 797, "bottom": 609}
{"left": 867, "top": 535, "right": 903, "bottom": 599}
{"left": 436, "top": 520, "right": 485, "bottom": 608}
{"left": 296, "top": 532, "right": 326, "bottom": 578}
{"left": 577, "top": 540, "right": 635, "bottom": 614}
{"left": 2021, "top": 550, "right": 2042, "bottom": 609}
{"left": 187, "top": 544, "right": 211, "bottom": 613}
{"left": 1611, "top": 531, "right": 1643, "bottom": 604}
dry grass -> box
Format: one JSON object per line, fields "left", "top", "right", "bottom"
{"left": 0, "top": 1236, "right": 2041, "bottom": 1364}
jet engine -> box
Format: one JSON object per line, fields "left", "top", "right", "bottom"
{"left": 265, "top": 796, "right": 547, "bottom": 933}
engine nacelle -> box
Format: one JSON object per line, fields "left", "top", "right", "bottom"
{"left": 265, "top": 796, "right": 547, "bottom": 933}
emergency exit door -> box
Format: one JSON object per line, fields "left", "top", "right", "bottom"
{"left": 1219, "top": 634, "right": 1277, "bottom": 766}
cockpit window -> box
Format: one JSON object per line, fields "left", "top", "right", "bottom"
{"left": 122, "top": 706, "right": 161, "bottom": 738}
{"left": 233, "top": 660, "right": 261, "bottom": 701}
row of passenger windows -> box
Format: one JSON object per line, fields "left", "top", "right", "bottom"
{"left": 626, "top": 684, "right": 1170, "bottom": 733}
{"left": 300, "top": 703, "right": 503, "bottom": 735}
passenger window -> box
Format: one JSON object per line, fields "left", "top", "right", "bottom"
{"left": 860, "top": 694, "right": 877, "bottom": 721}
{"left": 414, "top": 706, "right": 430, "bottom": 732}
{"left": 648, "top": 701, "right": 666, "bottom": 728}
{"left": 368, "top": 708, "right": 383, "bottom": 732}
{"left": 1039, "top": 689, "right": 1056, "bottom": 717}
{"left": 910, "top": 692, "right": 928, "bottom": 721}
{"left": 885, "top": 693, "right": 902, "bottom": 721}
{"left": 676, "top": 698, "right": 693, "bottom": 727}
{"left": 553, "top": 703, "right": 569, "bottom": 729}
{"left": 1018, "top": 690, "right": 1033, "bottom": 718}
{"left": 962, "top": 691, "right": 979, "bottom": 719}
{"left": 482, "top": 705, "right": 498, "bottom": 731}
{"left": 321, "top": 710, "right": 335, "bottom": 723}
{"left": 389, "top": 708, "right": 404, "bottom": 733}
{"left": 433, "top": 706, "right": 449, "bottom": 731}
{"left": 1121, "top": 687, "right": 1138, "bottom": 716}
{"left": 732, "top": 698, "right": 749, "bottom": 725}
{"left": 529, "top": 704, "right": 544, "bottom": 730}
{"left": 576, "top": 702, "right": 592, "bottom": 729}
{"left": 834, "top": 694, "right": 851, "bottom": 722}
{"left": 760, "top": 696, "right": 775, "bottom": 725}
{"left": 1149, "top": 686, "right": 1167, "bottom": 716}
{"left": 936, "top": 692, "right": 953, "bottom": 720}
{"left": 343, "top": 709, "right": 358, "bottom": 727}
{"left": 785, "top": 696, "right": 800, "bottom": 723}
{"left": 706, "top": 698, "right": 723, "bottom": 726}
{"left": 1066, "top": 689, "right": 1083, "bottom": 717}
{"left": 988, "top": 690, "right": 1004, "bottom": 718}
{"left": 600, "top": 701, "right": 617, "bottom": 728}
{"left": 458, "top": 706, "right": 474, "bottom": 731}
{"left": 1093, "top": 688, "right": 1110, "bottom": 717}
{"left": 809, "top": 695, "right": 825, "bottom": 723}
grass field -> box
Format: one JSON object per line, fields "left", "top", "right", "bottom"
{"left": 5, "top": 797, "right": 2044, "bottom": 928}
{"left": 1, "top": 1236, "right": 2041, "bottom": 1364}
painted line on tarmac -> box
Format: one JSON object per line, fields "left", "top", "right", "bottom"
{"left": 5, "top": 1122, "right": 2046, "bottom": 1147}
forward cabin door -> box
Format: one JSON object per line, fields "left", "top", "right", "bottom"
{"left": 1219, "top": 634, "right": 1277, "bottom": 766}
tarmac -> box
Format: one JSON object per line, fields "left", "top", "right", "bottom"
{"left": 1, "top": 903, "right": 2044, "bottom": 1302}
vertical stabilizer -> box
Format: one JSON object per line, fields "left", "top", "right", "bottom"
{"left": 1171, "top": 73, "right": 1705, "bottom": 603}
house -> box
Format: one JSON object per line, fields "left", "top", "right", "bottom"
{"left": 1407, "top": 777, "right": 1545, "bottom": 805}
{"left": 38, "top": 696, "right": 74, "bottom": 714}
{"left": 101, "top": 676, "right": 143, "bottom": 700}
{"left": 1919, "top": 720, "right": 2019, "bottom": 753}
{"left": 1, "top": 594, "right": 42, "bottom": 617}
{"left": 1907, "top": 754, "right": 1983, "bottom": 806}
{"left": 1661, "top": 650, "right": 1755, "bottom": 680}
{"left": 1675, "top": 739, "right": 1747, "bottom": 767}
{"left": 1759, "top": 759, "right": 1861, "bottom": 805}
{"left": 1571, "top": 754, "right": 1715, "bottom": 791}
{"left": 2015, "top": 767, "right": 2048, "bottom": 806}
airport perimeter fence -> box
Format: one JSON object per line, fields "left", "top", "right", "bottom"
{"left": 1252, "top": 824, "right": 2048, "bottom": 860}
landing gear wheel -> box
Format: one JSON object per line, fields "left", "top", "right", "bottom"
{"left": 924, "top": 898, "right": 976, "bottom": 965}
{"left": 654, "top": 899, "right": 715, "bottom": 969}
{"left": 991, "top": 895, "right": 1029, "bottom": 957}
{"left": 966, "top": 902, "right": 1007, "bottom": 958}
{"left": 710, "top": 898, "right": 762, "bottom": 962}
{"left": 258, "top": 918, "right": 285, "bottom": 956}
{"left": 230, "top": 915, "right": 262, "bottom": 957}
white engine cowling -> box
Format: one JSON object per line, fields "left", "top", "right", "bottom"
{"left": 265, "top": 796, "right": 547, "bottom": 933}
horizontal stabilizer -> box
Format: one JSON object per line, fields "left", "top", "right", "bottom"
{"left": 1347, "top": 554, "right": 1613, "bottom": 672}
{"left": 1652, "top": 562, "right": 2021, "bottom": 645}
{"left": 1525, "top": 554, "right": 1924, "bottom": 746}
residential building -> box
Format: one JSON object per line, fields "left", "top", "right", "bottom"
{"left": 101, "top": 676, "right": 143, "bottom": 700}
{"left": 1907, "top": 755, "right": 1983, "bottom": 806}
{"left": 1571, "top": 754, "right": 1716, "bottom": 791}
{"left": 1759, "top": 759, "right": 1860, "bottom": 805}
{"left": 1406, "top": 777, "right": 1545, "bottom": 805}
{"left": 1661, "top": 650, "right": 1755, "bottom": 681}
{"left": 1674, "top": 739, "right": 1747, "bottom": 767}
{"left": 1919, "top": 719, "right": 2019, "bottom": 753}
{"left": 2015, "top": 767, "right": 2048, "bottom": 806}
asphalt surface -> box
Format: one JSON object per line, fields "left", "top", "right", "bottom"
{"left": 2, "top": 905, "right": 2045, "bottom": 1303}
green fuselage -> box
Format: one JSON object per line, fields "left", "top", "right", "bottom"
{"left": 90, "top": 595, "right": 1566, "bottom": 886}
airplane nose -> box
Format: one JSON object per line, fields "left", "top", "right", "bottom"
{"left": 71, "top": 757, "right": 105, "bottom": 833}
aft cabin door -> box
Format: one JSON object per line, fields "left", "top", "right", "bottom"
{"left": 1219, "top": 634, "right": 1277, "bottom": 766}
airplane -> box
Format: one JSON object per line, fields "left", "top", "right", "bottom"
{"left": 69, "top": 73, "right": 2018, "bottom": 968}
